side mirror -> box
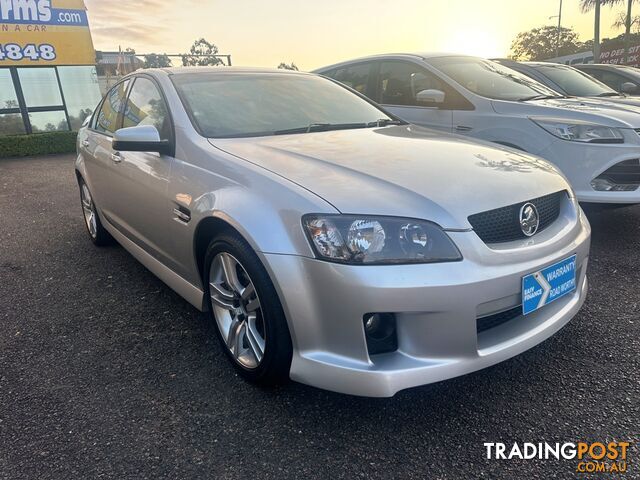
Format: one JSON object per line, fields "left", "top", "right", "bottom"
{"left": 621, "top": 81, "right": 638, "bottom": 94}
{"left": 112, "top": 125, "right": 171, "bottom": 154}
{"left": 416, "top": 89, "right": 446, "bottom": 105}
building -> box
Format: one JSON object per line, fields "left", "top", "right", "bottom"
{"left": 0, "top": 0, "right": 102, "bottom": 135}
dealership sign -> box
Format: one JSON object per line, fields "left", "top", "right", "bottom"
{"left": 546, "top": 44, "right": 640, "bottom": 67}
{"left": 0, "top": 0, "right": 95, "bottom": 65}
{"left": 599, "top": 44, "right": 640, "bottom": 66}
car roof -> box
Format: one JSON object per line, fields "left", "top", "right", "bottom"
{"left": 522, "top": 61, "right": 568, "bottom": 68}
{"left": 574, "top": 64, "right": 617, "bottom": 69}
{"left": 130, "top": 66, "right": 313, "bottom": 77}
{"left": 494, "top": 60, "right": 573, "bottom": 69}
{"left": 313, "top": 52, "right": 471, "bottom": 72}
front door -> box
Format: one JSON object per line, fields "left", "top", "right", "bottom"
{"left": 374, "top": 60, "right": 454, "bottom": 132}
{"left": 109, "top": 75, "right": 177, "bottom": 268}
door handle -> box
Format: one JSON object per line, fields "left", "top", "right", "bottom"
{"left": 111, "top": 152, "right": 123, "bottom": 163}
{"left": 455, "top": 125, "right": 473, "bottom": 132}
{"left": 82, "top": 140, "right": 90, "bottom": 148}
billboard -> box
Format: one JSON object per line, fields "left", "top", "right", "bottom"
{"left": 546, "top": 45, "right": 640, "bottom": 68}
{"left": 598, "top": 45, "right": 640, "bottom": 67}
{"left": 0, "top": 0, "right": 95, "bottom": 66}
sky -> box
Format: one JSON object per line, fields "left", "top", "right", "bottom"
{"left": 84, "top": 0, "right": 627, "bottom": 70}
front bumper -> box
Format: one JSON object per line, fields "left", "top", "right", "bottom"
{"left": 263, "top": 207, "right": 591, "bottom": 397}
{"left": 539, "top": 136, "right": 640, "bottom": 204}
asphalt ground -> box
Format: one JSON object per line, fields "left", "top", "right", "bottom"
{"left": 0, "top": 154, "right": 638, "bottom": 479}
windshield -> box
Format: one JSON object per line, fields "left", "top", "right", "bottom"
{"left": 533, "top": 64, "right": 617, "bottom": 97}
{"left": 428, "top": 56, "right": 561, "bottom": 101}
{"left": 172, "top": 73, "right": 394, "bottom": 138}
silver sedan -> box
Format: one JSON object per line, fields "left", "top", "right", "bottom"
{"left": 76, "top": 68, "right": 591, "bottom": 397}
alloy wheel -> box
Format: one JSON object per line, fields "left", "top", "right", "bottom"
{"left": 81, "top": 183, "right": 97, "bottom": 238}
{"left": 209, "top": 252, "right": 266, "bottom": 369}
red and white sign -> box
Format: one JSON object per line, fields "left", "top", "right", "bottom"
{"left": 599, "top": 44, "right": 640, "bottom": 67}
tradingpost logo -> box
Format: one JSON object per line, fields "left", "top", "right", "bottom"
{"left": 484, "top": 442, "right": 631, "bottom": 474}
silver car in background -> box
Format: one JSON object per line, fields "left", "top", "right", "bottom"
{"left": 76, "top": 68, "right": 590, "bottom": 397}
{"left": 494, "top": 59, "right": 640, "bottom": 108}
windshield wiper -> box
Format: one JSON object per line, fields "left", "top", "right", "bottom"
{"left": 597, "top": 92, "right": 621, "bottom": 97}
{"left": 274, "top": 122, "right": 375, "bottom": 135}
{"left": 517, "top": 94, "right": 561, "bottom": 102}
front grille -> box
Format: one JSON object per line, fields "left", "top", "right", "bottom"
{"left": 595, "top": 159, "right": 640, "bottom": 185}
{"left": 477, "top": 306, "right": 522, "bottom": 333}
{"left": 468, "top": 191, "right": 565, "bottom": 244}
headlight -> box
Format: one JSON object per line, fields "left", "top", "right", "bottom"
{"left": 531, "top": 118, "right": 624, "bottom": 143}
{"left": 302, "top": 215, "right": 462, "bottom": 265}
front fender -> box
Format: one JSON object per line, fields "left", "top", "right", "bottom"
{"left": 166, "top": 146, "right": 337, "bottom": 287}
{"left": 467, "top": 124, "right": 553, "bottom": 155}
{"left": 190, "top": 184, "right": 322, "bottom": 258}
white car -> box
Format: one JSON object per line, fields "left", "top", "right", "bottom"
{"left": 315, "top": 54, "right": 640, "bottom": 204}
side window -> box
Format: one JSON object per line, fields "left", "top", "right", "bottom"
{"left": 331, "top": 63, "right": 372, "bottom": 96}
{"left": 376, "top": 61, "right": 473, "bottom": 110}
{"left": 596, "top": 71, "right": 628, "bottom": 91}
{"left": 378, "top": 61, "right": 449, "bottom": 106}
{"left": 123, "top": 77, "right": 171, "bottom": 141}
{"left": 94, "top": 80, "right": 129, "bottom": 136}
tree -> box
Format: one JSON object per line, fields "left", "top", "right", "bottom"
{"left": 612, "top": 11, "right": 640, "bottom": 32}
{"left": 510, "top": 26, "right": 586, "bottom": 61}
{"left": 181, "top": 38, "right": 224, "bottom": 67}
{"left": 277, "top": 62, "right": 299, "bottom": 71}
{"left": 581, "top": 0, "right": 637, "bottom": 63}
{"left": 581, "top": 0, "right": 603, "bottom": 61}
{"left": 144, "top": 53, "right": 172, "bottom": 69}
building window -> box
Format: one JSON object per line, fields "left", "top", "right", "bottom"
{"left": 0, "top": 113, "right": 25, "bottom": 136}
{"left": 0, "top": 69, "right": 23, "bottom": 136}
{"left": 29, "top": 111, "right": 70, "bottom": 133}
{"left": 58, "top": 66, "right": 103, "bottom": 130}
{"left": 17, "top": 68, "right": 64, "bottom": 108}
{"left": 0, "top": 65, "right": 102, "bottom": 135}
{"left": 0, "top": 69, "right": 19, "bottom": 109}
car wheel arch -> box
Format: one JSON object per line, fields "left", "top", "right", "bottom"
{"left": 193, "top": 214, "right": 262, "bottom": 286}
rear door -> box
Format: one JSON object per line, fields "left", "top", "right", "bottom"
{"left": 109, "top": 75, "right": 178, "bottom": 268}
{"left": 84, "top": 79, "right": 130, "bottom": 222}
{"left": 371, "top": 60, "right": 455, "bottom": 132}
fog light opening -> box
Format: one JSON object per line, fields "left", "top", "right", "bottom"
{"left": 591, "top": 178, "right": 639, "bottom": 192}
{"left": 363, "top": 313, "right": 398, "bottom": 355}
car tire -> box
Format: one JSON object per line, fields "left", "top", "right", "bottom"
{"left": 78, "top": 177, "right": 113, "bottom": 246}
{"left": 204, "top": 231, "right": 293, "bottom": 386}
